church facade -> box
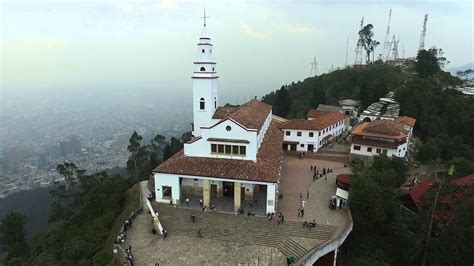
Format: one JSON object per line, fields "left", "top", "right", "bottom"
{"left": 153, "top": 22, "right": 283, "bottom": 214}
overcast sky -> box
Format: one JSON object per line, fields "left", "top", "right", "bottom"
{"left": 1, "top": 0, "right": 473, "bottom": 103}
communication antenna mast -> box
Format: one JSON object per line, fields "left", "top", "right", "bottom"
{"left": 354, "top": 17, "right": 364, "bottom": 65}
{"left": 345, "top": 37, "right": 350, "bottom": 67}
{"left": 402, "top": 42, "right": 405, "bottom": 58}
{"left": 391, "top": 35, "right": 399, "bottom": 60}
{"left": 310, "top": 56, "right": 319, "bottom": 77}
{"left": 418, "top": 14, "right": 428, "bottom": 51}
{"left": 382, "top": 9, "right": 392, "bottom": 61}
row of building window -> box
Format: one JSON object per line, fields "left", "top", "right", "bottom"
{"left": 353, "top": 145, "right": 387, "bottom": 155}
{"left": 285, "top": 123, "right": 343, "bottom": 138}
{"left": 199, "top": 97, "right": 217, "bottom": 110}
{"left": 211, "top": 144, "right": 246, "bottom": 156}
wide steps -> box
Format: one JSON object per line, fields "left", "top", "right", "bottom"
{"left": 156, "top": 205, "right": 338, "bottom": 261}
{"left": 276, "top": 237, "right": 308, "bottom": 260}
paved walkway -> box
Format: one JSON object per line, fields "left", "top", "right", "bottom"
{"left": 278, "top": 154, "right": 350, "bottom": 228}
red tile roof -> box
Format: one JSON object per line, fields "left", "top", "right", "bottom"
{"left": 409, "top": 179, "right": 437, "bottom": 209}
{"left": 336, "top": 174, "right": 351, "bottom": 185}
{"left": 352, "top": 121, "right": 408, "bottom": 140}
{"left": 153, "top": 121, "right": 283, "bottom": 183}
{"left": 307, "top": 109, "right": 328, "bottom": 119}
{"left": 395, "top": 116, "right": 417, "bottom": 127}
{"left": 212, "top": 106, "right": 239, "bottom": 119}
{"left": 212, "top": 100, "right": 272, "bottom": 132}
{"left": 451, "top": 174, "right": 474, "bottom": 187}
{"left": 281, "top": 111, "right": 344, "bottom": 131}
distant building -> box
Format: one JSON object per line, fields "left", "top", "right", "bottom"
{"left": 338, "top": 99, "right": 361, "bottom": 117}
{"left": 359, "top": 92, "right": 400, "bottom": 122}
{"left": 349, "top": 116, "right": 416, "bottom": 161}
{"left": 315, "top": 104, "right": 343, "bottom": 113}
{"left": 335, "top": 174, "right": 351, "bottom": 208}
{"left": 279, "top": 110, "right": 345, "bottom": 152}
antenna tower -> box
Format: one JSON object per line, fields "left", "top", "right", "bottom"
{"left": 310, "top": 57, "right": 319, "bottom": 77}
{"left": 418, "top": 14, "right": 428, "bottom": 51}
{"left": 402, "top": 42, "right": 405, "bottom": 58}
{"left": 345, "top": 37, "right": 349, "bottom": 67}
{"left": 382, "top": 9, "right": 392, "bottom": 61}
{"left": 390, "top": 35, "right": 399, "bottom": 60}
{"left": 354, "top": 17, "right": 364, "bottom": 65}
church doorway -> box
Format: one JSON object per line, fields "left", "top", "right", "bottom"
{"left": 290, "top": 144, "right": 297, "bottom": 151}
{"left": 223, "top": 181, "right": 234, "bottom": 196}
{"left": 211, "top": 184, "right": 217, "bottom": 198}
{"left": 240, "top": 187, "right": 246, "bottom": 201}
{"left": 162, "top": 186, "right": 172, "bottom": 199}
{"left": 283, "top": 143, "right": 288, "bottom": 150}
{"left": 308, "top": 144, "right": 314, "bottom": 152}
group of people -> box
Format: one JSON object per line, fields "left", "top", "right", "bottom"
{"left": 311, "top": 165, "right": 333, "bottom": 181}
{"left": 303, "top": 219, "right": 317, "bottom": 229}
{"left": 298, "top": 192, "right": 306, "bottom": 217}
{"left": 266, "top": 211, "right": 285, "bottom": 224}
{"left": 125, "top": 245, "right": 134, "bottom": 265}
{"left": 116, "top": 211, "right": 136, "bottom": 244}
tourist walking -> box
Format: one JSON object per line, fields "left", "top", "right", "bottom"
{"left": 199, "top": 198, "right": 203, "bottom": 207}
{"left": 301, "top": 208, "right": 305, "bottom": 217}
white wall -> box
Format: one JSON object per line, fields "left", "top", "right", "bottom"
{"left": 154, "top": 173, "right": 181, "bottom": 205}
{"left": 266, "top": 183, "right": 277, "bottom": 213}
{"left": 256, "top": 111, "right": 273, "bottom": 149}
{"left": 192, "top": 78, "right": 218, "bottom": 137}
{"left": 185, "top": 118, "right": 258, "bottom": 160}
{"left": 282, "top": 119, "right": 345, "bottom": 152}
{"left": 350, "top": 143, "right": 402, "bottom": 157}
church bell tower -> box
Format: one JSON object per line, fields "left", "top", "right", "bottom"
{"left": 192, "top": 9, "right": 219, "bottom": 137}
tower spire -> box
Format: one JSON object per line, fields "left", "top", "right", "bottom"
{"left": 201, "top": 8, "right": 209, "bottom": 27}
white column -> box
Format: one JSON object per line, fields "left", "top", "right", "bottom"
{"left": 171, "top": 177, "right": 181, "bottom": 205}
{"left": 266, "top": 183, "right": 276, "bottom": 213}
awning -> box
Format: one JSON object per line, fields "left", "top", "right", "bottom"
{"left": 323, "top": 134, "right": 333, "bottom": 141}
{"left": 336, "top": 188, "right": 349, "bottom": 200}
{"left": 283, "top": 141, "right": 299, "bottom": 145}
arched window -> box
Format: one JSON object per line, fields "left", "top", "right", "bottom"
{"left": 212, "top": 67, "right": 215, "bottom": 71}
{"left": 202, "top": 49, "right": 205, "bottom": 53}
{"left": 214, "top": 97, "right": 217, "bottom": 109}
{"left": 200, "top": 67, "right": 206, "bottom": 72}
{"left": 200, "top": 98, "right": 205, "bottom": 110}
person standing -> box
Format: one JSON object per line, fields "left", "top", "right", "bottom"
{"left": 186, "top": 197, "right": 190, "bottom": 206}
{"left": 199, "top": 198, "right": 203, "bottom": 207}
{"left": 306, "top": 191, "right": 309, "bottom": 199}
{"left": 301, "top": 208, "right": 305, "bottom": 217}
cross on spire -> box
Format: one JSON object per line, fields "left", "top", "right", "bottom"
{"left": 201, "top": 8, "right": 209, "bottom": 27}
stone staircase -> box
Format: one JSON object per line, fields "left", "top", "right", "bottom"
{"left": 276, "top": 237, "right": 308, "bottom": 259}
{"left": 157, "top": 205, "right": 338, "bottom": 261}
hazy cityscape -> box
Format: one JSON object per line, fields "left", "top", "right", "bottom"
{"left": 0, "top": 89, "right": 191, "bottom": 198}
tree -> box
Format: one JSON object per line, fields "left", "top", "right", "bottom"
{"left": 415, "top": 49, "right": 442, "bottom": 78}
{"left": 56, "top": 162, "right": 80, "bottom": 192}
{"left": 273, "top": 86, "right": 292, "bottom": 117}
{"left": 0, "top": 212, "right": 29, "bottom": 263}
{"left": 127, "top": 131, "right": 143, "bottom": 178}
{"left": 417, "top": 143, "right": 440, "bottom": 164}
{"left": 358, "top": 24, "right": 380, "bottom": 64}
{"left": 163, "top": 137, "right": 183, "bottom": 161}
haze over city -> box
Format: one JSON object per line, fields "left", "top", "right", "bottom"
{"left": 2, "top": 0, "right": 473, "bottom": 103}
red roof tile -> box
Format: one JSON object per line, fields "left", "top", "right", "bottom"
{"left": 212, "top": 100, "right": 272, "bottom": 132}
{"left": 281, "top": 111, "right": 344, "bottom": 131}
{"left": 409, "top": 179, "right": 437, "bottom": 209}
{"left": 395, "top": 116, "right": 417, "bottom": 127}
{"left": 307, "top": 109, "right": 328, "bottom": 119}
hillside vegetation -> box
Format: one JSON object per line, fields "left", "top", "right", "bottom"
{"left": 262, "top": 50, "right": 474, "bottom": 265}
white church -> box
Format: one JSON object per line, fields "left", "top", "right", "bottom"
{"left": 153, "top": 19, "right": 284, "bottom": 214}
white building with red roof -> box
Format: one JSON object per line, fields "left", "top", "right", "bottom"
{"left": 279, "top": 109, "right": 346, "bottom": 152}
{"left": 349, "top": 116, "right": 416, "bottom": 160}
{"left": 153, "top": 20, "right": 283, "bottom": 214}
